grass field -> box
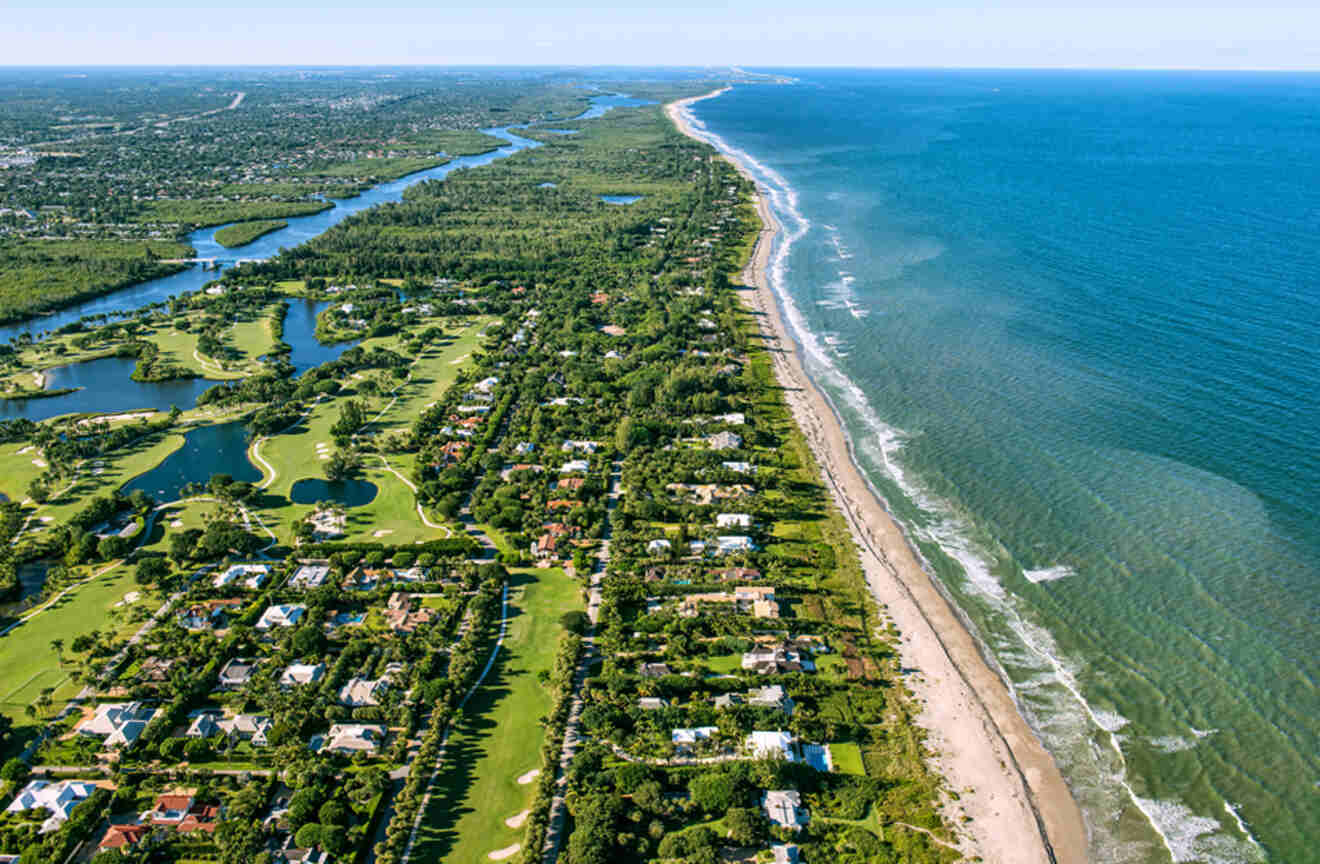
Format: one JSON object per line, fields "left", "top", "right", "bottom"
{"left": 0, "top": 561, "right": 145, "bottom": 758}
{"left": 214, "top": 220, "right": 288, "bottom": 249}
{"left": 411, "top": 566, "right": 579, "bottom": 864}
{"left": 248, "top": 319, "right": 486, "bottom": 544}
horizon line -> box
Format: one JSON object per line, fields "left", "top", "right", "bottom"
{"left": 2, "top": 63, "right": 1320, "bottom": 73}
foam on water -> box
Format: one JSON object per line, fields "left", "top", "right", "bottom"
{"left": 684, "top": 85, "right": 1283, "bottom": 864}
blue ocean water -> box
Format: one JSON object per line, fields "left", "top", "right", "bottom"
{"left": 687, "top": 71, "right": 1320, "bottom": 864}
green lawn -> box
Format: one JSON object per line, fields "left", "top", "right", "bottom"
{"left": 0, "top": 561, "right": 145, "bottom": 758}
{"left": 411, "top": 566, "right": 580, "bottom": 863}
{"left": 831, "top": 741, "right": 866, "bottom": 776}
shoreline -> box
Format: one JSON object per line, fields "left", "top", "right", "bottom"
{"left": 667, "top": 90, "right": 1088, "bottom": 864}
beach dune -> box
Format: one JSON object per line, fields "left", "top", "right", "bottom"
{"left": 667, "top": 89, "right": 1088, "bottom": 864}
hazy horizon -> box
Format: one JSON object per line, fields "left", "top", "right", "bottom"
{"left": 5, "top": 2, "right": 1319, "bottom": 71}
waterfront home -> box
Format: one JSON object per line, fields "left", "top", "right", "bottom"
{"left": 213, "top": 562, "right": 269, "bottom": 590}
{"left": 5, "top": 780, "right": 97, "bottom": 833}
{"left": 288, "top": 564, "right": 330, "bottom": 589}
{"left": 746, "top": 730, "right": 796, "bottom": 761}
{"left": 255, "top": 604, "right": 306, "bottom": 631}
{"left": 762, "top": 790, "right": 806, "bottom": 831}
{"left": 279, "top": 663, "right": 325, "bottom": 687}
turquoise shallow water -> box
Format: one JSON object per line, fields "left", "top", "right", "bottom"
{"left": 686, "top": 71, "right": 1320, "bottom": 864}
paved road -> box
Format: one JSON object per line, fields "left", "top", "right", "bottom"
{"left": 540, "top": 460, "right": 621, "bottom": 862}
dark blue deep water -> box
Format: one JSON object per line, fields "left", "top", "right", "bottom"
{"left": 689, "top": 71, "right": 1320, "bottom": 864}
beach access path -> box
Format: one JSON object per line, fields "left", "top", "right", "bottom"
{"left": 666, "top": 90, "right": 1089, "bottom": 864}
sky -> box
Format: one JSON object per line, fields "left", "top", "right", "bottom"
{"left": 3, "top": 2, "right": 1319, "bottom": 70}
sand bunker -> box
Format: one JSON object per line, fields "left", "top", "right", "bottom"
{"left": 504, "top": 809, "right": 530, "bottom": 829}
{"left": 170, "top": 520, "right": 184, "bottom": 528}
{"left": 373, "top": 529, "right": 394, "bottom": 538}
{"left": 515, "top": 769, "right": 540, "bottom": 785}
{"left": 488, "top": 844, "right": 521, "bottom": 860}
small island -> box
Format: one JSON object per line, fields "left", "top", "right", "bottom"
{"left": 214, "top": 219, "right": 288, "bottom": 248}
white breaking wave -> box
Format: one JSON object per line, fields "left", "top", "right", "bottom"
{"left": 677, "top": 90, "right": 1264, "bottom": 864}
{"left": 1024, "top": 565, "right": 1075, "bottom": 583}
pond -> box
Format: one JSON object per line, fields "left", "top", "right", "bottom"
{"left": 289, "top": 477, "right": 379, "bottom": 508}
{"left": 121, "top": 421, "right": 261, "bottom": 503}
{"left": 0, "top": 356, "right": 215, "bottom": 423}
{"left": 600, "top": 194, "right": 644, "bottom": 205}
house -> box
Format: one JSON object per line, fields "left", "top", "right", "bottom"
{"left": 599, "top": 324, "right": 627, "bottom": 337}
{"left": 474, "top": 376, "right": 500, "bottom": 394}
{"left": 514, "top": 442, "right": 535, "bottom": 455}
{"left": 289, "top": 564, "right": 331, "bottom": 589}
{"left": 338, "top": 676, "right": 389, "bottom": 708}
{"left": 343, "top": 567, "right": 389, "bottom": 592}
{"left": 772, "top": 844, "right": 801, "bottom": 864}
{"left": 716, "top": 567, "right": 762, "bottom": 581}
{"left": 762, "top": 790, "right": 807, "bottom": 830}
{"left": 721, "top": 461, "right": 756, "bottom": 475}
{"left": 716, "top": 513, "right": 753, "bottom": 529}
{"left": 218, "top": 714, "right": 272, "bottom": 746}
{"left": 716, "top": 412, "right": 746, "bottom": 425}
{"left": 671, "top": 726, "right": 718, "bottom": 754}
{"left": 559, "top": 459, "right": 590, "bottom": 474}
{"left": 748, "top": 685, "right": 795, "bottom": 716}
{"left": 560, "top": 440, "right": 599, "bottom": 454}
{"left": 280, "top": 663, "right": 325, "bottom": 687}
{"left": 713, "top": 693, "right": 743, "bottom": 710}
{"left": 177, "top": 598, "right": 244, "bottom": 631}
{"left": 323, "top": 724, "right": 385, "bottom": 754}
{"left": 533, "top": 523, "right": 576, "bottom": 561}
{"left": 715, "top": 535, "right": 757, "bottom": 556}
{"left": 185, "top": 712, "right": 222, "bottom": 739}
{"left": 98, "top": 824, "right": 149, "bottom": 851}
{"left": 5, "top": 780, "right": 96, "bottom": 833}
{"left": 747, "top": 730, "right": 796, "bottom": 761}
{"left": 382, "top": 593, "right": 437, "bottom": 633}
{"left": 149, "top": 793, "right": 194, "bottom": 825}
{"left": 555, "top": 477, "right": 586, "bottom": 492}
{"left": 646, "top": 538, "right": 672, "bottom": 555}
{"left": 255, "top": 604, "right": 306, "bottom": 631}
{"left": 79, "top": 702, "right": 155, "bottom": 747}
{"left": 742, "top": 644, "right": 813, "bottom": 675}
{"left": 639, "top": 662, "right": 672, "bottom": 678}
{"left": 217, "top": 658, "right": 259, "bottom": 690}
{"left": 282, "top": 848, "right": 331, "bottom": 864}
{"left": 735, "top": 585, "right": 779, "bottom": 618}
{"left": 638, "top": 697, "right": 668, "bottom": 710}
{"left": 213, "top": 563, "right": 269, "bottom": 590}
{"left": 707, "top": 431, "right": 743, "bottom": 451}
{"left": 137, "top": 657, "right": 177, "bottom": 683}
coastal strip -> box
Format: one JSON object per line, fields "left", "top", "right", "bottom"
{"left": 667, "top": 90, "right": 1089, "bottom": 864}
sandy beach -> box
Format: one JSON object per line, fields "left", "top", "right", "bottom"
{"left": 668, "top": 90, "right": 1089, "bottom": 864}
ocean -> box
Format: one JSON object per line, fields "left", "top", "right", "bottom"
{"left": 685, "top": 70, "right": 1320, "bottom": 864}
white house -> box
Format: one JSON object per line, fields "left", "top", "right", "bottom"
{"left": 288, "top": 565, "right": 330, "bottom": 589}
{"left": 762, "top": 790, "right": 807, "bottom": 830}
{"left": 747, "top": 730, "right": 796, "bottom": 761}
{"left": 708, "top": 431, "right": 743, "bottom": 451}
{"left": 647, "top": 538, "right": 672, "bottom": 555}
{"left": 721, "top": 461, "right": 756, "bottom": 475}
{"left": 5, "top": 780, "right": 97, "bottom": 833}
{"left": 218, "top": 714, "right": 272, "bottom": 747}
{"left": 748, "top": 685, "right": 795, "bottom": 716}
{"left": 79, "top": 702, "right": 156, "bottom": 748}
{"left": 280, "top": 663, "right": 325, "bottom": 687}
{"left": 716, "top": 513, "right": 753, "bottom": 529}
{"left": 213, "top": 563, "right": 269, "bottom": 590}
{"left": 559, "top": 459, "right": 590, "bottom": 474}
{"left": 560, "top": 440, "right": 599, "bottom": 454}
{"left": 255, "top": 604, "right": 306, "bottom": 631}
{"left": 715, "top": 535, "right": 757, "bottom": 556}
{"left": 671, "top": 726, "right": 718, "bottom": 754}
{"left": 323, "top": 724, "right": 385, "bottom": 754}
{"left": 185, "top": 712, "right": 222, "bottom": 739}
{"left": 338, "top": 676, "right": 389, "bottom": 707}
